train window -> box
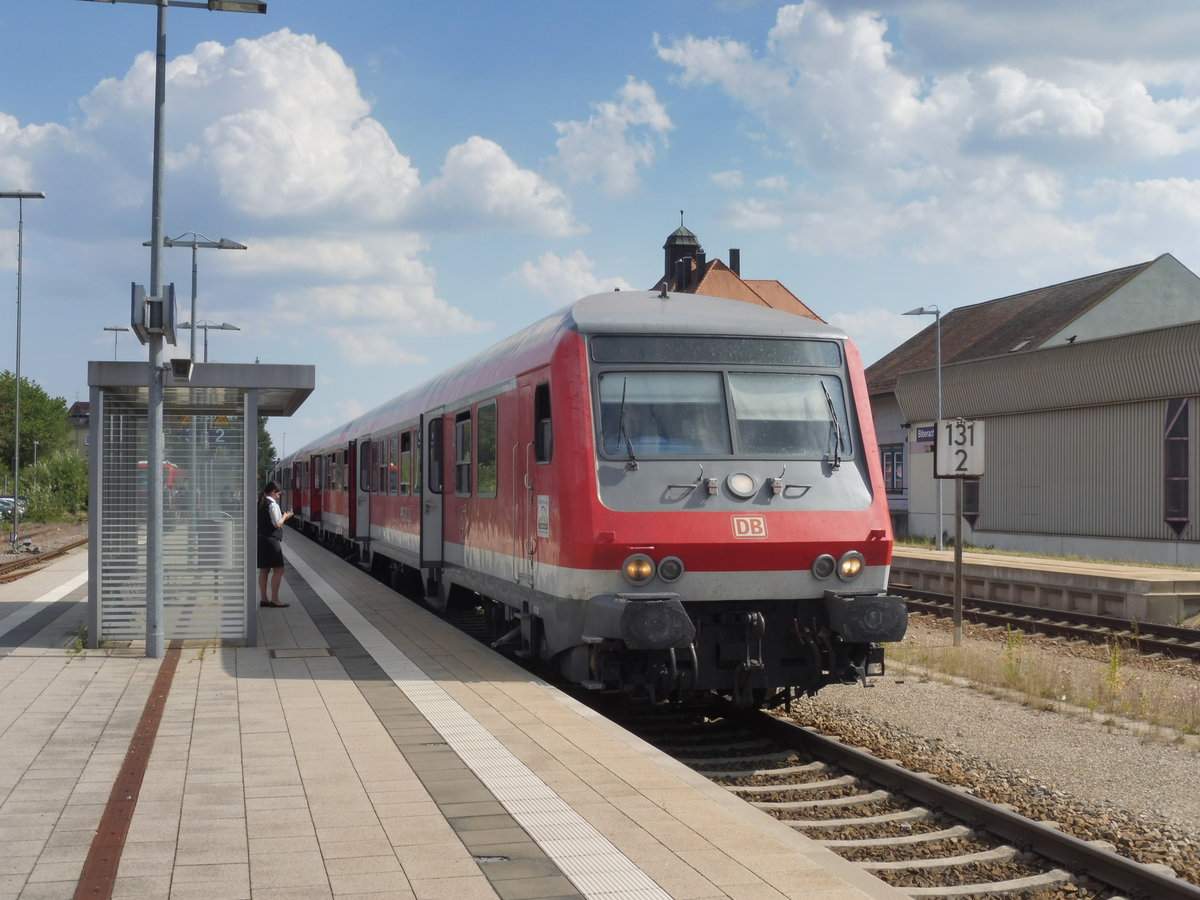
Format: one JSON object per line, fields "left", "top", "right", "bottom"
{"left": 592, "top": 335, "right": 841, "bottom": 367}
{"left": 389, "top": 433, "right": 399, "bottom": 495}
{"left": 455, "top": 411, "right": 472, "bottom": 496}
{"left": 534, "top": 383, "right": 552, "bottom": 463}
{"left": 376, "top": 439, "right": 388, "bottom": 494}
{"left": 359, "top": 441, "right": 371, "bottom": 493}
{"left": 478, "top": 402, "right": 498, "bottom": 498}
{"left": 598, "top": 372, "right": 731, "bottom": 456}
{"left": 326, "top": 454, "right": 336, "bottom": 490}
{"left": 400, "top": 431, "right": 412, "bottom": 495}
{"left": 313, "top": 455, "right": 323, "bottom": 490}
{"left": 728, "top": 373, "right": 852, "bottom": 457}
{"left": 427, "top": 418, "right": 442, "bottom": 494}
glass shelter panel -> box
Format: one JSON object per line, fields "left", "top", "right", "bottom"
{"left": 98, "top": 390, "right": 248, "bottom": 642}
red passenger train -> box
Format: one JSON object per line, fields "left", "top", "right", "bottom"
{"left": 276, "top": 289, "right": 907, "bottom": 706}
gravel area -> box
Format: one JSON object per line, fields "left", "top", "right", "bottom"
{"left": 789, "top": 617, "right": 1200, "bottom": 884}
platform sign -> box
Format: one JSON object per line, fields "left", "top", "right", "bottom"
{"left": 935, "top": 418, "right": 984, "bottom": 478}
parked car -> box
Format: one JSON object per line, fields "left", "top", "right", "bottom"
{"left": 0, "top": 496, "right": 29, "bottom": 520}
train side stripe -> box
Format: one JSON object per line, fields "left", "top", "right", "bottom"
{"left": 283, "top": 546, "right": 672, "bottom": 900}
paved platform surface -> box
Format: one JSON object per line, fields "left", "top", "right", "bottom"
{"left": 0, "top": 533, "right": 907, "bottom": 900}
{"left": 895, "top": 545, "right": 1199, "bottom": 582}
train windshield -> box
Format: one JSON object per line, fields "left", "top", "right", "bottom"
{"left": 598, "top": 372, "right": 733, "bottom": 456}
{"left": 728, "top": 373, "right": 851, "bottom": 456}
{"left": 597, "top": 370, "right": 851, "bottom": 458}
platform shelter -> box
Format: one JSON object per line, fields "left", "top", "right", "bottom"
{"left": 86, "top": 361, "right": 314, "bottom": 648}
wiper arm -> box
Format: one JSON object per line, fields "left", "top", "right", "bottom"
{"left": 618, "top": 377, "right": 639, "bottom": 470}
{"left": 821, "top": 380, "right": 842, "bottom": 470}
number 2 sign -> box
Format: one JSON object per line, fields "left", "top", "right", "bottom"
{"left": 935, "top": 418, "right": 985, "bottom": 478}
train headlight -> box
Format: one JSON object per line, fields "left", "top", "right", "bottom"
{"left": 837, "top": 550, "right": 865, "bottom": 581}
{"left": 622, "top": 554, "right": 656, "bottom": 585}
{"left": 725, "top": 472, "right": 757, "bottom": 498}
{"left": 812, "top": 554, "right": 836, "bottom": 579}
{"left": 658, "top": 556, "right": 685, "bottom": 583}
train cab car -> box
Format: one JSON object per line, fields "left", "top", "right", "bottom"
{"left": 289, "top": 290, "right": 907, "bottom": 707}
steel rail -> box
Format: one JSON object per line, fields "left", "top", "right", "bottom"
{"left": 742, "top": 707, "right": 1200, "bottom": 900}
{"left": 899, "top": 587, "right": 1200, "bottom": 662}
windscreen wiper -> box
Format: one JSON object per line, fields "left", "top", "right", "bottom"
{"left": 821, "top": 380, "right": 842, "bottom": 470}
{"left": 618, "top": 377, "right": 639, "bottom": 470}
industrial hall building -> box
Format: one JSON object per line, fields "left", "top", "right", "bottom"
{"left": 868, "top": 252, "right": 1200, "bottom": 567}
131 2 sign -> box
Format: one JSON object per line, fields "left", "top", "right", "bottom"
{"left": 935, "top": 418, "right": 985, "bottom": 478}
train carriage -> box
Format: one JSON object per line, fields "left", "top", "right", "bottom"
{"left": 278, "top": 290, "right": 907, "bottom": 706}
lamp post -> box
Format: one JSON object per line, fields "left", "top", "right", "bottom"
{"left": 75, "top": 0, "right": 266, "bottom": 659}
{"left": 104, "top": 325, "right": 130, "bottom": 360}
{"left": 32, "top": 440, "right": 39, "bottom": 468}
{"left": 1, "top": 190, "right": 45, "bottom": 552}
{"left": 903, "top": 304, "right": 943, "bottom": 551}
{"left": 147, "top": 233, "right": 247, "bottom": 362}
{"left": 178, "top": 320, "right": 241, "bottom": 362}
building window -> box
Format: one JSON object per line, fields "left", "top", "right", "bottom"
{"left": 455, "top": 411, "right": 472, "bottom": 496}
{"left": 1165, "top": 397, "right": 1190, "bottom": 536}
{"left": 477, "top": 402, "right": 498, "bottom": 498}
{"left": 880, "top": 444, "right": 904, "bottom": 493}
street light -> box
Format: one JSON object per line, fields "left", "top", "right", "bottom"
{"left": 104, "top": 325, "right": 130, "bottom": 360}
{"left": 903, "top": 304, "right": 943, "bottom": 551}
{"left": 146, "top": 233, "right": 247, "bottom": 362}
{"left": 75, "top": 0, "right": 266, "bottom": 659}
{"left": 1, "top": 190, "right": 45, "bottom": 552}
{"left": 178, "top": 320, "right": 241, "bottom": 362}
{"left": 32, "top": 441, "right": 39, "bottom": 468}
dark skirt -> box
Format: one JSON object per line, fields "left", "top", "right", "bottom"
{"left": 257, "top": 534, "right": 284, "bottom": 570}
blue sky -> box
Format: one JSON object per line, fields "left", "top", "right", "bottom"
{"left": 3, "top": 1, "right": 1200, "bottom": 455}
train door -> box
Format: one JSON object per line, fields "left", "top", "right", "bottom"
{"left": 353, "top": 439, "right": 371, "bottom": 542}
{"left": 515, "top": 385, "right": 536, "bottom": 585}
{"left": 420, "top": 409, "right": 445, "bottom": 568}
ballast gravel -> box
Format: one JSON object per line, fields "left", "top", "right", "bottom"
{"left": 789, "top": 618, "right": 1200, "bottom": 886}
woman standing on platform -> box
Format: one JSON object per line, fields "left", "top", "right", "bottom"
{"left": 257, "top": 481, "right": 293, "bottom": 608}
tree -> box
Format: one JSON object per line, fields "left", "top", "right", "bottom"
{"left": 258, "top": 417, "right": 276, "bottom": 485}
{"left": 23, "top": 450, "right": 88, "bottom": 521}
{"left": 0, "top": 371, "right": 71, "bottom": 484}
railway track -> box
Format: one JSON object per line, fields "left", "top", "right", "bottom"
{"left": 608, "top": 702, "right": 1200, "bottom": 900}
{"left": 0, "top": 537, "right": 89, "bottom": 583}
{"left": 896, "top": 587, "right": 1200, "bottom": 663}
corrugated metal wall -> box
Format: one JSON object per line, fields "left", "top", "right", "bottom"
{"left": 980, "top": 399, "right": 1196, "bottom": 541}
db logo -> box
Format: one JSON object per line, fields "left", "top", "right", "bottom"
{"left": 731, "top": 515, "right": 768, "bottom": 539}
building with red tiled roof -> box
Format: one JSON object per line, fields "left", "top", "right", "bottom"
{"left": 651, "top": 223, "right": 822, "bottom": 321}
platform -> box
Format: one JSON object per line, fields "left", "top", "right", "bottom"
{"left": 0, "top": 533, "right": 907, "bottom": 899}
{"left": 892, "top": 545, "right": 1200, "bottom": 624}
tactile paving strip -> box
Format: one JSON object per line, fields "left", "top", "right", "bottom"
{"left": 286, "top": 548, "right": 672, "bottom": 900}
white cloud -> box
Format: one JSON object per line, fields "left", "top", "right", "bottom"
{"left": 553, "top": 77, "right": 673, "bottom": 195}
{"left": 658, "top": 1, "right": 1200, "bottom": 267}
{"left": 326, "top": 328, "right": 428, "bottom": 366}
{"left": 512, "top": 250, "right": 634, "bottom": 303}
{"left": 828, "top": 307, "right": 924, "bottom": 367}
{"left": 419, "top": 136, "right": 581, "bottom": 236}
{"left": 710, "top": 169, "right": 744, "bottom": 189}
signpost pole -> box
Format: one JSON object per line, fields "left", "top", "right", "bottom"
{"left": 954, "top": 478, "right": 963, "bottom": 646}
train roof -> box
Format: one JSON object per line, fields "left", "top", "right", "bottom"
{"left": 568, "top": 290, "right": 847, "bottom": 339}
{"left": 286, "top": 291, "right": 850, "bottom": 460}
